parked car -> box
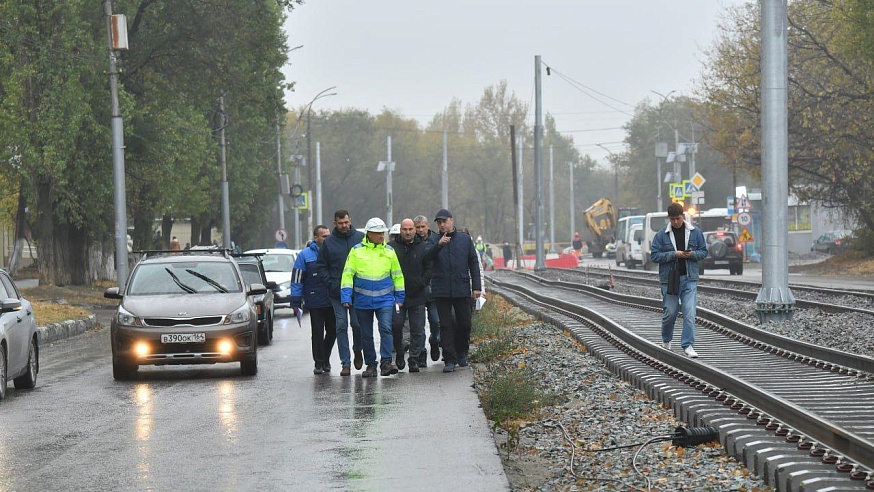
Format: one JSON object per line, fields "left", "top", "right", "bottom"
{"left": 700, "top": 230, "right": 744, "bottom": 275}
{"left": 243, "top": 248, "right": 299, "bottom": 309}
{"left": 811, "top": 230, "right": 853, "bottom": 254}
{"left": 234, "top": 254, "right": 277, "bottom": 345}
{"left": 104, "top": 249, "right": 266, "bottom": 379}
{"left": 0, "top": 269, "right": 39, "bottom": 400}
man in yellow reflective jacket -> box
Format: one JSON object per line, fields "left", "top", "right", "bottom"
{"left": 341, "top": 217, "right": 405, "bottom": 377}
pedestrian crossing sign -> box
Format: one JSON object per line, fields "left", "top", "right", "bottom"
{"left": 293, "top": 192, "right": 308, "bottom": 210}
{"left": 670, "top": 183, "right": 685, "bottom": 200}
{"left": 739, "top": 227, "right": 754, "bottom": 243}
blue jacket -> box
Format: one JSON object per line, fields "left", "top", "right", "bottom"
{"left": 290, "top": 241, "right": 331, "bottom": 310}
{"left": 316, "top": 226, "right": 365, "bottom": 300}
{"left": 650, "top": 220, "right": 707, "bottom": 283}
{"left": 426, "top": 228, "right": 482, "bottom": 298}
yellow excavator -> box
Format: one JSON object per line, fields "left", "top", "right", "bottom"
{"left": 583, "top": 198, "right": 618, "bottom": 258}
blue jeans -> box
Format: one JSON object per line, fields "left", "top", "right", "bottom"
{"left": 660, "top": 275, "right": 697, "bottom": 348}
{"left": 393, "top": 304, "right": 426, "bottom": 360}
{"left": 426, "top": 300, "right": 440, "bottom": 345}
{"left": 356, "top": 305, "right": 394, "bottom": 366}
{"left": 331, "top": 297, "right": 361, "bottom": 367}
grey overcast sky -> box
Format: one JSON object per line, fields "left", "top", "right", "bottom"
{"left": 282, "top": 0, "right": 746, "bottom": 164}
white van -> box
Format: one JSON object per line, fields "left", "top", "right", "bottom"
{"left": 642, "top": 211, "right": 690, "bottom": 271}
{"left": 626, "top": 223, "right": 645, "bottom": 268}
{"left": 615, "top": 215, "right": 644, "bottom": 267}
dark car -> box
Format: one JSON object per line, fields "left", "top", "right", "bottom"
{"left": 811, "top": 230, "right": 853, "bottom": 254}
{"left": 700, "top": 230, "right": 744, "bottom": 275}
{"left": 0, "top": 269, "right": 39, "bottom": 400}
{"left": 104, "top": 249, "right": 266, "bottom": 380}
{"left": 234, "top": 254, "right": 276, "bottom": 346}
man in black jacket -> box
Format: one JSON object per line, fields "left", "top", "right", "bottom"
{"left": 316, "top": 210, "right": 365, "bottom": 376}
{"left": 426, "top": 209, "right": 482, "bottom": 373}
{"left": 389, "top": 218, "right": 432, "bottom": 372}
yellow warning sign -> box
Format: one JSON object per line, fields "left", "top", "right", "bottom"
{"left": 739, "top": 227, "right": 754, "bottom": 243}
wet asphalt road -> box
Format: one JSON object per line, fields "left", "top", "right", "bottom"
{"left": 0, "top": 309, "right": 508, "bottom": 492}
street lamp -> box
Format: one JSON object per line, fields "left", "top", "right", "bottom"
{"left": 305, "top": 88, "right": 337, "bottom": 226}
{"left": 651, "top": 90, "right": 676, "bottom": 212}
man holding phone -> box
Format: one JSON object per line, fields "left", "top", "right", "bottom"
{"left": 650, "top": 202, "right": 707, "bottom": 357}
{"left": 426, "top": 209, "right": 481, "bottom": 373}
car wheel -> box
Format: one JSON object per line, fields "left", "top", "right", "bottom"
{"left": 615, "top": 257, "right": 621, "bottom": 266}
{"left": 241, "top": 353, "right": 258, "bottom": 376}
{"left": 112, "top": 358, "right": 138, "bottom": 381}
{"left": 628, "top": 260, "right": 636, "bottom": 270}
{"left": 268, "top": 314, "right": 274, "bottom": 341}
{"left": 13, "top": 337, "right": 38, "bottom": 389}
{"left": 258, "top": 323, "right": 271, "bottom": 346}
{"left": 733, "top": 262, "right": 743, "bottom": 275}
{"left": 0, "top": 344, "right": 7, "bottom": 400}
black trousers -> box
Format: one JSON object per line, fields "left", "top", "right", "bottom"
{"left": 434, "top": 297, "right": 473, "bottom": 365}
{"left": 309, "top": 306, "right": 337, "bottom": 367}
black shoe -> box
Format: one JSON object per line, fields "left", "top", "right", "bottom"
{"left": 458, "top": 351, "right": 469, "bottom": 367}
{"left": 418, "top": 350, "right": 428, "bottom": 367}
{"left": 313, "top": 365, "right": 324, "bottom": 375}
{"left": 321, "top": 363, "right": 331, "bottom": 373}
{"left": 380, "top": 361, "right": 397, "bottom": 376}
{"left": 408, "top": 359, "right": 419, "bottom": 373}
{"left": 430, "top": 341, "right": 440, "bottom": 361}
{"left": 354, "top": 350, "right": 363, "bottom": 370}
{"left": 362, "top": 365, "right": 377, "bottom": 378}
{"left": 396, "top": 355, "right": 406, "bottom": 371}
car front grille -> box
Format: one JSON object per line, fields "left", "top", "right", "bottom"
{"left": 142, "top": 316, "right": 224, "bottom": 327}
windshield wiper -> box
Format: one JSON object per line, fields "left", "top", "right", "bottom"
{"left": 185, "top": 269, "right": 229, "bottom": 293}
{"left": 165, "top": 268, "right": 196, "bottom": 294}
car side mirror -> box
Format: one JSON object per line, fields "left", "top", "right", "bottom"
{"left": 104, "top": 287, "right": 122, "bottom": 300}
{"left": 0, "top": 298, "right": 22, "bottom": 313}
{"left": 248, "top": 283, "right": 267, "bottom": 296}
{"left": 266, "top": 281, "right": 278, "bottom": 290}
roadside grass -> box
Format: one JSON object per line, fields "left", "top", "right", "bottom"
{"left": 470, "top": 294, "right": 554, "bottom": 456}
{"left": 21, "top": 280, "right": 116, "bottom": 325}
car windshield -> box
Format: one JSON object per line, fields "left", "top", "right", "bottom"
{"left": 128, "top": 261, "right": 243, "bottom": 295}
{"left": 238, "top": 263, "right": 263, "bottom": 285}
{"left": 261, "top": 254, "right": 295, "bottom": 273}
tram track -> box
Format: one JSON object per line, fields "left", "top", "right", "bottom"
{"left": 487, "top": 270, "right": 874, "bottom": 491}
{"left": 559, "top": 266, "right": 874, "bottom": 315}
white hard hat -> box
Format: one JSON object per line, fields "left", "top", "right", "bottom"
{"left": 389, "top": 223, "right": 401, "bottom": 235}
{"left": 477, "top": 236, "right": 483, "bottom": 241}
{"left": 364, "top": 217, "right": 389, "bottom": 233}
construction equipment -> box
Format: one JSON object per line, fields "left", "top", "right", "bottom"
{"left": 582, "top": 198, "right": 617, "bottom": 258}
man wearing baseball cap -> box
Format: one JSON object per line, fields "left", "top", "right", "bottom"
{"left": 426, "top": 209, "right": 481, "bottom": 373}
{"left": 341, "top": 217, "right": 406, "bottom": 377}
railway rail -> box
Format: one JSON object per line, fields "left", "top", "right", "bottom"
{"left": 488, "top": 270, "right": 874, "bottom": 491}
{"left": 561, "top": 266, "right": 874, "bottom": 315}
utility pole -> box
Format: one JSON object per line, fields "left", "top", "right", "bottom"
{"left": 316, "top": 142, "right": 322, "bottom": 226}
{"left": 568, "top": 162, "right": 575, "bottom": 242}
{"left": 674, "top": 128, "right": 681, "bottom": 183}
{"left": 517, "top": 135, "right": 524, "bottom": 265}
{"left": 293, "top": 158, "right": 303, "bottom": 249}
{"left": 548, "top": 145, "right": 555, "bottom": 253}
{"left": 378, "top": 136, "right": 395, "bottom": 226}
{"left": 219, "top": 95, "right": 231, "bottom": 250}
{"left": 442, "top": 129, "right": 449, "bottom": 209}
{"left": 756, "top": 0, "right": 794, "bottom": 321}
{"left": 533, "top": 55, "right": 545, "bottom": 270}
{"left": 104, "top": 0, "right": 129, "bottom": 285}
{"left": 276, "top": 109, "right": 285, "bottom": 232}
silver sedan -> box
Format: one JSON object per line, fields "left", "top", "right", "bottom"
{"left": 0, "top": 269, "right": 39, "bottom": 400}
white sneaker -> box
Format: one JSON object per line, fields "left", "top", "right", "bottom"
{"left": 661, "top": 341, "right": 672, "bottom": 350}
{"left": 684, "top": 346, "right": 699, "bottom": 358}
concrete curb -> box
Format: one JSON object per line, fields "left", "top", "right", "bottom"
{"left": 37, "top": 315, "right": 98, "bottom": 345}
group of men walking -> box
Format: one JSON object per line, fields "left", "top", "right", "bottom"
{"left": 290, "top": 208, "right": 482, "bottom": 377}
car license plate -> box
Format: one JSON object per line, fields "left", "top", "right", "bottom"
{"left": 715, "top": 261, "right": 729, "bottom": 265}
{"left": 161, "top": 333, "right": 206, "bottom": 343}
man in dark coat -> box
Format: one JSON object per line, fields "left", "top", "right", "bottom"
{"left": 426, "top": 209, "right": 481, "bottom": 373}
{"left": 389, "top": 218, "right": 432, "bottom": 372}
{"left": 414, "top": 214, "right": 440, "bottom": 365}
{"left": 316, "top": 210, "right": 365, "bottom": 376}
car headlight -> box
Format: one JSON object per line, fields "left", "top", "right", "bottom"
{"left": 117, "top": 305, "right": 143, "bottom": 327}
{"left": 224, "top": 304, "right": 251, "bottom": 324}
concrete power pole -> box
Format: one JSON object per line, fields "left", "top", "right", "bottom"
{"left": 316, "top": 142, "right": 323, "bottom": 226}
{"left": 549, "top": 145, "right": 555, "bottom": 253}
{"left": 756, "top": 0, "right": 795, "bottom": 321}
{"left": 276, "top": 110, "right": 285, "bottom": 232}
{"left": 104, "top": 0, "right": 129, "bottom": 285}
{"left": 568, "top": 162, "right": 575, "bottom": 242}
{"left": 533, "top": 55, "right": 546, "bottom": 270}
{"left": 386, "top": 136, "right": 393, "bottom": 225}
{"left": 219, "top": 95, "right": 231, "bottom": 250}
{"left": 442, "top": 129, "right": 449, "bottom": 209}
{"left": 517, "top": 136, "right": 524, "bottom": 265}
